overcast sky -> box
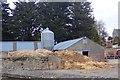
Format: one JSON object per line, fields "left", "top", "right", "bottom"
{"left": 88, "top": 0, "right": 119, "bottom": 36}
{"left": 7, "top": 0, "right": 119, "bottom": 36}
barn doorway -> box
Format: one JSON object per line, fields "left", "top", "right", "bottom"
{"left": 82, "top": 51, "right": 89, "bottom": 56}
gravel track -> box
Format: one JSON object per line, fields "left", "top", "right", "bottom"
{"left": 1, "top": 64, "right": 118, "bottom": 78}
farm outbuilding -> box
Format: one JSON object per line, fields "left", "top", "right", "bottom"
{"left": 1, "top": 28, "right": 105, "bottom": 61}
{"left": 54, "top": 37, "right": 105, "bottom": 61}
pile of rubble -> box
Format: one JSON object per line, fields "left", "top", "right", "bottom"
{"left": 55, "top": 50, "right": 112, "bottom": 70}
{"left": 2, "top": 49, "right": 112, "bottom": 70}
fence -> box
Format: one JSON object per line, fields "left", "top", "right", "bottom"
{"left": 0, "top": 41, "right": 41, "bottom": 51}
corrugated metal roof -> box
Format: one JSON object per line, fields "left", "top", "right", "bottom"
{"left": 54, "top": 37, "right": 84, "bottom": 50}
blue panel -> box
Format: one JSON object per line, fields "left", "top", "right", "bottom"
{"left": 17, "top": 42, "right": 34, "bottom": 50}
{"left": 1, "top": 42, "right": 13, "bottom": 51}
{"left": 38, "top": 42, "right": 41, "bottom": 49}
{"left": 0, "top": 42, "right": 2, "bottom": 51}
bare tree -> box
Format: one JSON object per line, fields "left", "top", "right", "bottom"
{"left": 96, "top": 20, "right": 108, "bottom": 39}
{"left": 94, "top": 20, "right": 108, "bottom": 46}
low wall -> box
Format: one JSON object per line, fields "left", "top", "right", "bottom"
{"left": 3, "top": 55, "right": 61, "bottom": 70}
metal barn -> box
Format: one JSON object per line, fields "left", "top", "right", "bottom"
{"left": 54, "top": 37, "right": 105, "bottom": 61}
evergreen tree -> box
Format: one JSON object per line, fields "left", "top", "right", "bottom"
{"left": 36, "top": 2, "right": 70, "bottom": 42}
{"left": 4, "top": 1, "right": 101, "bottom": 43}
{"left": 65, "top": 2, "right": 100, "bottom": 43}
{"left": 10, "top": 2, "right": 42, "bottom": 41}
{"left": 2, "top": 2, "right": 13, "bottom": 41}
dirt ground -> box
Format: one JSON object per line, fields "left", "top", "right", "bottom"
{"left": 45, "top": 64, "right": 118, "bottom": 78}
{"left": 1, "top": 63, "right": 118, "bottom": 78}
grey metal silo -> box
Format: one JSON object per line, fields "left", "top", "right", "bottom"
{"left": 41, "top": 28, "right": 54, "bottom": 50}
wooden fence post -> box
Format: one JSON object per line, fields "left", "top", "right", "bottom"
{"left": 13, "top": 42, "right": 17, "bottom": 51}
{"left": 34, "top": 41, "right": 38, "bottom": 50}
